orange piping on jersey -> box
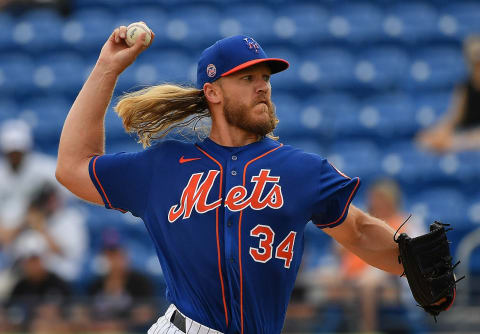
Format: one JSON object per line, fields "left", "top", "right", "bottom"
{"left": 196, "top": 146, "right": 229, "bottom": 327}
{"left": 315, "top": 177, "right": 360, "bottom": 227}
{"left": 330, "top": 162, "right": 351, "bottom": 179}
{"left": 92, "top": 156, "right": 127, "bottom": 213}
{"left": 239, "top": 144, "right": 283, "bottom": 334}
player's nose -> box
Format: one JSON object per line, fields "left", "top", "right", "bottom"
{"left": 255, "top": 78, "right": 269, "bottom": 93}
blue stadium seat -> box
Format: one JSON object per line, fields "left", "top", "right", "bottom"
{"left": 0, "top": 53, "right": 35, "bottom": 97}
{"left": 104, "top": 106, "right": 130, "bottom": 143}
{"left": 327, "top": 140, "right": 381, "bottom": 181}
{"left": 439, "top": 3, "right": 480, "bottom": 41}
{"left": 67, "top": 8, "right": 116, "bottom": 53}
{"left": 165, "top": 6, "right": 221, "bottom": 49}
{"left": 302, "top": 93, "right": 359, "bottom": 139}
{"left": 383, "top": 3, "right": 439, "bottom": 44}
{"left": 314, "top": 93, "right": 359, "bottom": 116}
{"left": 413, "top": 91, "right": 451, "bottom": 130}
{"left": 331, "top": 94, "right": 415, "bottom": 141}
{"left": 468, "top": 247, "right": 480, "bottom": 277}
{"left": 14, "top": 9, "right": 64, "bottom": 54}
{"left": 267, "top": 47, "right": 299, "bottom": 91}
{"left": 20, "top": 95, "right": 71, "bottom": 150}
{"left": 353, "top": 46, "right": 410, "bottom": 91}
{"left": 411, "top": 151, "right": 476, "bottom": 189}
{"left": 405, "top": 47, "right": 467, "bottom": 91}
{"left": 330, "top": 112, "right": 361, "bottom": 139}
{"left": 273, "top": 4, "right": 329, "bottom": 45}
{"left": 73, "top": 0, "right": 130, "bottom": 9}
{"left": 408, "top": 188, "right": 468, "bottom": 227}
{"left": 381, "top": 141, "right": 437, "bottom": 186}
{"left": 34, "top": 53, "right": 86, "bottom": 95}
{"left": 0, "top": 12, "right": 16, "bottom": 52}
{"left": 388, "top": 143, "right": 474, "bottom": 192}
{"left": 328, "top": 3, "right": 383, "bottom": 44}
{"left": 467, "top": 192, "right": 480, "bottom": 225}
{"left": 457, "top": 151, "right": 480, "bottom": 189}
{"left": 0, "top": 99, "right": 19, "bottom": 122}
{"left": 222, "top": 5, "right": 275, "bottom": 44}
{"left": 295, "top": 103, "right": 331, "bottom": 139}
{"left": 359, "top": 94, "right": 417, "bottom": 139}
{"left": 298, "top": 48, "right": 355, "bottom": 90}
{"left": 116, "top": 50, "right": 195, "bottom": 92}
{"left": 271, "top": 94, "right": 302, "bottom": 139}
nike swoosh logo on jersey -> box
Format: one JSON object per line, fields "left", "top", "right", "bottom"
{"left": 179, "top": 156, "right": 201, "bottom": 164}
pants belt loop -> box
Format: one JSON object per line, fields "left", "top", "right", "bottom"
{"left": 170, "top": 309, "right": 187, "bottom": 332}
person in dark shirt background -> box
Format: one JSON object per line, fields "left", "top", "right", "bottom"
{"left": 6, "top": 231, "right": 71, "bottom": 332}
{"left": 87, "top": 229, "right": 156, "bottom": 333}
{"left": 417, "top": 35, "right": 480, "bottom": 152}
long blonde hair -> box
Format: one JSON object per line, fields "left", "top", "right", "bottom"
{"left": 114, "top": 84, "right": 209, "bottom": 147}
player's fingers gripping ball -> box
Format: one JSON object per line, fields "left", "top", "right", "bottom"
{"left": 125, "top": 22, "right": 151, "bottom": 47}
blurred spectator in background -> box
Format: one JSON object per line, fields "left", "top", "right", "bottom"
{"left": 0, "top": 120, "right": 58, "bottom": 247}
{"left": 335, "top": 178, "right": 424, "bottom": 333}
{"left": 0, "top": 0, "right": 71, "bottom": 16}
{"left": 66, "top": 302, "right": 92, "bottom": 333}
{"left": 0, "top": 120, "right": 85, "bottom": 297}
{"left": 417, "top": 35, "right": 480, "bottom": 153}
{"left": 87, "top": 230, "right": 155, "bottom": 333}
{"left": 29, "top": 302, "right": 72, "bottom": 334}
{"left": 5, "top": 231, "right": 71, "bottom": 332}
{"left": 17, "top": 182, "right": 88, "bottom": 282}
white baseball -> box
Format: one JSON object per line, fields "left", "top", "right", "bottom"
{"left": 125, "top": 22, "right": 151, "bottom": 47}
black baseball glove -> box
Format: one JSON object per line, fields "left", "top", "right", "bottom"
{"left": 394, "top": 220, "right": 464, "bottom": 319}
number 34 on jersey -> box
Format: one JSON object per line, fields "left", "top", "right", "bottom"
{"left": 250, "top": 225, "right": 297, "bottom": 269}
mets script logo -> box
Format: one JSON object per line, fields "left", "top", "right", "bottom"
{"left": 168, "top": 169, "right": 283, "bottom": 223}
{"left": 243, "top": 37, "right": 260, "bottom": 53}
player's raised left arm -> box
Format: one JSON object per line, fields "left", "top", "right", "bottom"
{"left": 323, "top": 205, "right": 404, "bottom": 275}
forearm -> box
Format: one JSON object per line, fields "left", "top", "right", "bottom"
{"left": 347, "top": 210, "right": 403, "bottom": 275}
{"left": 57, "top": 61, "right": 118, "bottom": 173}
{"left": 325, "top": 206, "right": 404, "bottom": 275}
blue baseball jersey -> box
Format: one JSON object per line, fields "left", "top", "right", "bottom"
{"left": 88, "top": 137, "right": 360, "bottom": 334}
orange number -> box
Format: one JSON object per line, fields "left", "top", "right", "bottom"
{"left": 249, "top": 225, "right": 297, "bottom": 268}
{"left": 249, "top": 225, "right": 274, "bottom": 263}
{"left": 275, "top": 231, "right": 297, "bottom": 268}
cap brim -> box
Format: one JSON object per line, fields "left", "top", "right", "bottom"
{"left": 221, "top": 58, "right": 289, "bottom": 77}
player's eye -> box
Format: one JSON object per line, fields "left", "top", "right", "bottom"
{"left": 263, "top": 75, "right": 270, "bottom": 82}
{"left": 242, "top": 75, "right": 252, "bottom": 81}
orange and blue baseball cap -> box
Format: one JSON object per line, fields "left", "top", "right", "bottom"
{"left": 196, "top": 35, "right": 289, "bottom": 89}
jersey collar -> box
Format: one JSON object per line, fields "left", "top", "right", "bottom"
{"left": 196, "top": 136, "right": 281, "bottom": 161}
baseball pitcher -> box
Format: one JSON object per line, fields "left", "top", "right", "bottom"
{"left": 56, "top": 26, "right": 460, "bottom": 334}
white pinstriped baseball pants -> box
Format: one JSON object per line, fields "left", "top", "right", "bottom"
{"left": 148, "top": 304, "right": 223, "bottom": 334}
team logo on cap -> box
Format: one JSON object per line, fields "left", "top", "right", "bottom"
{"left": 244, "top": 37, "right": 260, "bottom": 53}
{"left": 206, "top": 64, "right": 216, "bottom": 78}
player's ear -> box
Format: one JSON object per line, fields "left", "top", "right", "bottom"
{"left": 203, "top": 82, "right": 222, "bottom": 104}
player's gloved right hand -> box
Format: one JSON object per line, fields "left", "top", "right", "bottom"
{"left": 97, "top": 23, "right": 155, "bottom": 76}
{"left": 394, "top": 221, "right": 465, "bottom": 320}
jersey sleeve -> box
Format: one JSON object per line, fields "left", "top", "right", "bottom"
{"left": 88, "top": 151, "right": 152, "bottom": 217}
{"left": 311, "top": 159, "right": 360, "bottom": 229}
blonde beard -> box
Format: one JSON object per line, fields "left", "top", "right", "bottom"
{"left": 223, "top": 96, "right": 277, "bottom": 137}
